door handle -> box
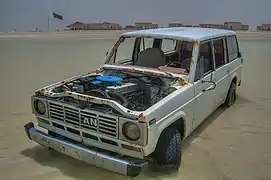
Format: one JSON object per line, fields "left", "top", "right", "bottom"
{"left": 227, "top": 69, "right": 230, "bottom": 74}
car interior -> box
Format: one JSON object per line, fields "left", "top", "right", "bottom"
{"left": 213, "top": 39, "right": 225, "bottom": 68}
{"left": 194, "top": 42, "right": 213, "bottom": 81}
{"left": 133, "top": 38, "right": 194, "bottom": 74}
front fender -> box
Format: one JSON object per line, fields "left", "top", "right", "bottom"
{"left": 141, "top": 86, "right": 194, "bottom": 157}
{"left": 156, "top": 110, "right": 187, "bottom": 136}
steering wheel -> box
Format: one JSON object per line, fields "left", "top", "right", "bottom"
{"left": 165, "top": 61, "right": 190, "bottom": 73}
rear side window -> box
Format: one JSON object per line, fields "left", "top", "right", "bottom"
{"left": 226, "top": 35, "right": 239, "bottom": 62}
{"left": 140, "top": 37, "right": 154, "bottom": 51}
{"left": 161, "top": 39, "right": 176, "bottom": 52}
{"left": 213, "top": 39, "right": 225, "bottom": 68}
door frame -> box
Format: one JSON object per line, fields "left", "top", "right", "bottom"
{"left": 192, "top": 39, "right": 217, "bottom": 127}
{"left": 210, "top": 36, "right": 231, "bottom": 107}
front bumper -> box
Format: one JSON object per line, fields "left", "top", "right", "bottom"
{"left": 24, "top": 122, "right": 148, "bottom": 177}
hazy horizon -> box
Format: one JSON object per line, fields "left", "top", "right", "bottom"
{"left": 1, "top": 0, "right": 270, "bottom": 32}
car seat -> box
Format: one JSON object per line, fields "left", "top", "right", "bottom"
{"left": 134, "top": 48, "right": 166, "bottom": 68}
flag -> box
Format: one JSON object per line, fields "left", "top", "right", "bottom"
{"left": 52, "top": 12, "right": 63, "bottom": 20}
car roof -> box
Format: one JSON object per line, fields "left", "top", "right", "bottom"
{"left": 122, "top": 27, "right": 236, "bottom": 42}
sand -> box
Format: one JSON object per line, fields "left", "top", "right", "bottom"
{"left": 0, "top": 31, "right": 271, "bottom": 180}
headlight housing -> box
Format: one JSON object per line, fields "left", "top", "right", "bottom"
{"left": 33, "top": 99, "right": 46, "bottom": 115}
{"left": 122, "top": 122, "right": 141, "bottom": 141}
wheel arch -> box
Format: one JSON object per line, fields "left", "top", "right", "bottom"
{"left": 229, "top": 70, "right": 238, "bottom": 85}
{"left": 223, "top": 75, "right": 238, "bottom": 106}
{"left": 156, "top": 116, "right": 187, "bottom": 143}
{"left": 226, "top": 74, "right": 238, "bottom": 96}
{"left": 145, "top": 109, "right": 189, "bottom": 157}
{"left": 151, "top": 116, "right": 186, "bottom": 158}
{"left": 164, "top": 117, "right": 186, "bottom": 139}
{"left": 231, "top": 76, "right": 237, "bottom": 84}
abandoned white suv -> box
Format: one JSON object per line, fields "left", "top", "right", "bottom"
{"left": 24, "top": 27, "right": 243, "bottom": 177}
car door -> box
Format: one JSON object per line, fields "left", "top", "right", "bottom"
{"left": 225, "top": 35, "right": 243, "bottom": 88}
{"left": 211, "top": 37, "right": 230, "bottom": 108}
{"left": 193, "top": 40, "right": 217, "bottom": 127}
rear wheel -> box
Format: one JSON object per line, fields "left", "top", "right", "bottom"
{"left": 153, "top": 127, "right": 182, "bottom": 170}
{"left": 224, "top": 81, "right": 237, "bottom": 107}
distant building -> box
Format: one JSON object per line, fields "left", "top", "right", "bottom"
{"left": 182, "top": 24, "right": 199, "bottom": 27}
{"left": 262, "top": 24, "right": 271, "bottom": 31}
{"left": 169, "top": 22, "right": 183, "bottom": 27}
{"left": 124, "top": 25, "right": 137, "bottom": 30}
{"left": 66, "top": 22, "right": 85, "bottom": 30}
{"left": 257, "top": 26, "right": 263, "bottom": 31}
{"left": 224, "top": 22, "right": 243, "bottom": 30}
{"left": 256, "top": 24, "right": 271, "bottom": 31}
{"left": 241, "top": 24, "right": 249, "bottom": 31}
{"left": 134, "top": 22, "right": 158, "bottom": 29}
{"left": 66, "top": 21, "right": 122, "bottom": 30}
{"left": 199, "top": 24, "right": 226, "bottom": 29}
{"left": 99, "top": 22, "right": 122, "bottom": 30}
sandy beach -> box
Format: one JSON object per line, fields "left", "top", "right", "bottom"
{"left": 0, "top": 30, "right": 271, "bottom": 180}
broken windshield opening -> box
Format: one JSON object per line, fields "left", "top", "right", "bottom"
{"left": 106, "top": 36, "right": 195, "bottom": 75}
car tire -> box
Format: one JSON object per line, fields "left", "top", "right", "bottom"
{"left": 153, "top": 127, "right": 182, "bottom": 170}
{"left": 224, "top": 81, "right": 237, "bottom": 107}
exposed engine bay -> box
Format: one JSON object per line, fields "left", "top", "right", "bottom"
{"left": 50, "top": 71, "right": 178, "bottom": 111}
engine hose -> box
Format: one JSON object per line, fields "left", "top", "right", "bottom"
{"left": 87, "top": 89, "right": 109, "bottom": 99}
{"left": 107, "top": 91, "right": 128, "bottom": 107}
{"left": 125, "top": 78, "right": 144, "bottom": 89}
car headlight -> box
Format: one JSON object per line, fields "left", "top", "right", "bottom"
{"left": 34, "top": 99, "right": 46, "bottom": 115}
{"left": 122, "top": 122, "right": 141, "bottom": 141}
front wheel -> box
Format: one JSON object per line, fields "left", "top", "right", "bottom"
{"left": 153, "top": 127, "right": 182, "bottom": 170}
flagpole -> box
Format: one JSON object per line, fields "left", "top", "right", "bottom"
{"left": 48, "top": 0, "right": 53, "bottom": 32}
{"left": 48, "top": 0, "right": 64, "bottom": 32}
{"left": 48, "top": 13, "right": 51, "bottom": 32}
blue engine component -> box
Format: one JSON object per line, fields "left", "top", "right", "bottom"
{"left": 91, "top": 80, "right": 102, "bottom": 85}
{"left": 91, "top": 75, "right": 123, "bottom": 86}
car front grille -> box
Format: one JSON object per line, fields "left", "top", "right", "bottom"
{"left": 48, "top": 101, "right": 118, "bottom": 137}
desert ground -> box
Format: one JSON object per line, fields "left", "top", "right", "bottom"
{"left": 0, "top": 30, "right": 271, "bottom": 180}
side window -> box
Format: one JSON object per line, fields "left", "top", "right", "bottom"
{"left": 194, "top": 42, "right": 213, "bottom": 82}
{"left": 226, "top": 35, "right": 239, "bottom": 62}
{"left": 161, "top": 39, "right": 176, "bottom": 53}
{"left": 213, "top": 39, "right": 225, "bottom": 68}
{"left": 140, "top": 38, "right": 154, "bottom": 51}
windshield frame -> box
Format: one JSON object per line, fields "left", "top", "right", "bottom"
{"left": 102, "top": 35, "right": 196, "bottom": 77}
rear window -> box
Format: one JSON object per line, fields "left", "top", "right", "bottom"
{"left": 226, "top": 35, "right": 239, "bottom": 62}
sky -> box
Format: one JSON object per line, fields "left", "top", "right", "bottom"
{"left": 0, "top": 0, "right": 270, "bottom": 32}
